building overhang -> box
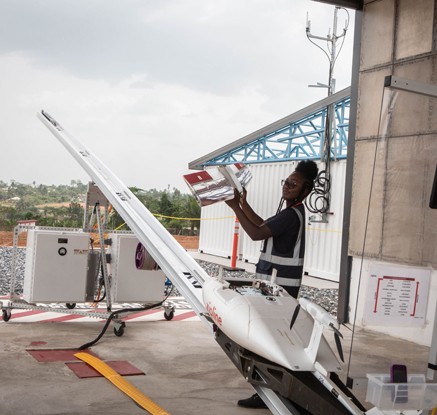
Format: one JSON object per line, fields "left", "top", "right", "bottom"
{"left": 312, "top": 0, "right": 363, "bottom": 10}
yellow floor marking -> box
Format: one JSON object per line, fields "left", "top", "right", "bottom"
{"left": 74, "top": 352, "right": 171, "bottom": 415}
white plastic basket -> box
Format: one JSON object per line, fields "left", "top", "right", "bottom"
{"left": 366, "top": 374, "right": 437, "bottom": 410}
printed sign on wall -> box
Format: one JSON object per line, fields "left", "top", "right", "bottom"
{"left": 363, "top": 263, "right": 431, "bottom": 327}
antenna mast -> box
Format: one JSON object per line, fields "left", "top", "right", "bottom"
{"left": 305, "top": 6, "right": 349, "bottom": 222}
{"left": 306, "top": 6, "right": 348, "bottom": 96}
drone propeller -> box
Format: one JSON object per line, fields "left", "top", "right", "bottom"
{"left": 330, "top": 323, "right": 344, "bottom": 362}
{"left": 289, "top": 304, "right": 301, "bottom": 330}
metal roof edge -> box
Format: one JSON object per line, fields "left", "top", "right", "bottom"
{"left": 312, "top": 0, "right": 363, "bottom": 10}
{"left": 188, "top": 86, "right": 351, "bottom": 170}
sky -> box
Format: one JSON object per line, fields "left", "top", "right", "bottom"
{"left": 0, "top": 0, "right": 355, "bottom": 192}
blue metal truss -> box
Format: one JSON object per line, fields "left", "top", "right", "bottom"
{"left": 202, "top": 95, "right": 350, "bottom": 167}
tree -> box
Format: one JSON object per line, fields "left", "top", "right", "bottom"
{"left": 0, "top": 179, "right": 200, "bottom": 234}
{"left": 0, "top": 206, "right": 18, "bottom": 229}
{"left": 68, "top": 201, "right": 84, "bottom": 228}
{"left": 184, "top": 195, "right": 201, "bottom": 233}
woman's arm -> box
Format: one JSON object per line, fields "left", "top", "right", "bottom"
{"left": 225, "top": 189, "right": 272, "bottom": 241}
{"left": 238, "top": 188, "right": 264, "bottom": 226}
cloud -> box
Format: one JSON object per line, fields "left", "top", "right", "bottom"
{"left": 0, "top": 0, "right": 355, "bottom": 191}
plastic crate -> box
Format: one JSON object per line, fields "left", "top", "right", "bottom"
{"left": 366, "top": 374, "right": 437, "bottom": 410}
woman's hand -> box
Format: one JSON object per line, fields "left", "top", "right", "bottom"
{"left": 240, "top": 187, "right": 247, "bottom": 206}
{"left": 225, "top": 188, "right": 242, "bottom": 210}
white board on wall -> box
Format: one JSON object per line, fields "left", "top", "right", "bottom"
{"left": 362, "top": 262, "right": 431, "bottom": 327}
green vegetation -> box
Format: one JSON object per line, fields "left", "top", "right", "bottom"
{"left": 0, "top": 180, "right": 200, "bottom": 234}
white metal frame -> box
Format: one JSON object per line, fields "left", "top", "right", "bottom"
{"left": 1, "top": 220, "right": 174, "bottom": 333}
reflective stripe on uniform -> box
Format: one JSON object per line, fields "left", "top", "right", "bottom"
{"left": 259, "top": 207, "right": 304, "bottom": 266}
{"left": 255, "top": 273, "right": 301, "bottom": 287}
{"left": 292, "top": 207, "right": 304, "bottom": 258}
{"left": 275, "top": 276, "right": 301, "bottom": 287}
{"left": 255, "top": 272, "right": 270, "bottom": 281}
{"left": 259, "top": 244, "right": 304, "bottom": 265}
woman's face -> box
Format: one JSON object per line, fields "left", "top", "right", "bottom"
{"left": 281, "top": 171, "right": 307, "bottom": 202}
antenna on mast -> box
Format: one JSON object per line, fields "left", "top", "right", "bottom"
{"left": 305, "top": 6, "right": 350, "bottom": 223}
{"left": 306, "top": 6, "right": 349, "bottom": 96}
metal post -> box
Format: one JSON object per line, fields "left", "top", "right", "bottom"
{"left": 9, "top": 225, "right": 21, "bottom": 298}
{"left": 307, "top": 6, "right": 348, "bottom": 222}
{"left": 337, "top": 9, "right": 362, "bottom": 323}
{"left": 95, "top": 203, "right": 112, "bottom": 311}
{"left": 230, "top": 217, "right": 240, "bottom": 269}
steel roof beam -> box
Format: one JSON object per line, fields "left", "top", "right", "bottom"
{"left": 199, "top": 93, "right": 350, "bottom": 167}
{"left": 189, "top": 87, "right": 351, "bottom": 169}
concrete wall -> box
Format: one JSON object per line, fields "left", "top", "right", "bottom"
{"left": 350, "top": 0, "right": 437, "bottom": 266}
{"left": 348, "top": 0, "right": 437, "bottom": 345}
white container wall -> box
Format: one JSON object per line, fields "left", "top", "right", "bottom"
{"left": 304, "top": 160, "right": 347, "bottom": 281}
{"left": 198, "top": 200, "right": 235, "bottom": 258}
{"left": 109, "top": 233, "right": 166, "bottom": 303}
{"left": 198, "top": 160, "right": 347, "bottom": 282}
{"left": 240, "top": 162, "right": 298, "bottom": 264}
{"left": 23, "top": 229, "right": 90, "bottom": 303}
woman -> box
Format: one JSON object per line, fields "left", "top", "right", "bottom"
{"left": 225, "top": 159, "right": 318, "bottom": 408}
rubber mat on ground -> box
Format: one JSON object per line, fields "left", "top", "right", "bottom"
{"left": 27, "top": 348, "right": 98, "bottom": 362}
{"left": 66, "top": 360, "right": 144, "bottom": 378}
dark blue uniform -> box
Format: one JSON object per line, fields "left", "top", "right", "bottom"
{"left": 255, "top": 203, "right": 305, "bottom": 298}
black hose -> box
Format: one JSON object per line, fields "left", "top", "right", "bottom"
{"left": 93, "top": 261, "right": 107, "bottom": 303}
{"left": 78, "top": 285, "right": 174, "bottom": 350}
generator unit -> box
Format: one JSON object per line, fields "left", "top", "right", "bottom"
{"left": 109, "top": 233, "right": 166, "bottom": 303}
{"left": 23, "top": 229, "right": 90, "bottom": 303}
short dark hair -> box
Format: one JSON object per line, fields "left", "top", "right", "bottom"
{"left": 295, "top": 160, "right": 318, "bottom": 192}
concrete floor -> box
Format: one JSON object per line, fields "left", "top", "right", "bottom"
{"left": 0, "top": 253, "right": 432, "bottom": 414}
{"left": 0, "top": 312, "right": 431, "bottom": 415}
{"left": 0, "top": 319, "right": 265, "bottom": 415}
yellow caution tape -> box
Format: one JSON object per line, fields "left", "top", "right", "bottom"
{"left": 153, "top": 213, "right": 201, "bottom": 221}
{"left": 152, "top": 213, "right": 234, "bottom": 221}
{"left": 74, "top": 352, "right": 171, "bottom": 415}
{"left": 114, "top": 214, "right": 234, "bottom": 230}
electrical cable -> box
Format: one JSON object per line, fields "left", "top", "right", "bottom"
{"left": 78, "top": 285, "right": 174, "bottom": 350}
{"left": 327, "top": 8, "right": 350, "bottom": 69}
{"left": 276, "top": 197, "right": 285, "bottom": 215}
{"left": 306, "top": 6, "right": 350, "bottom": 86}
{"left": 306, "top": 33, "right": 331, "bottom": 63}
{"left": 345, "top": 88, "right": 397, "bottom": 381}
{"left": 305, "top": 169, "right": 331, "bottom": 214}
{"left": 306, "top": 96, "right": 332, "bottom": 215}
{"left": 332, "top": 8, "right": 350, "bottom": 68}
{"left": 304, "top": 67, "right": 335, "bottom": 216}
{"left": 93, "top": 287, "right": 106, "bottom": 303}
{"left": 92, "top": 260, "right": 107, "bottom": 303}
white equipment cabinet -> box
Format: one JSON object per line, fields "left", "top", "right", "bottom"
{"left": 109, "top": 233, "right": 166, "bottom": 303}
{"left": 23, "top": 229, "right": 90, "bottom": 303}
